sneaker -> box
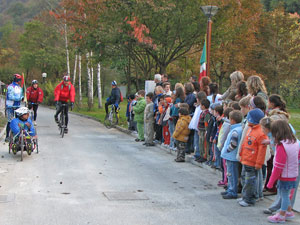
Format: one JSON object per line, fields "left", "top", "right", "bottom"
{"left": 145, "top": 143, "right": 155, "bottom": 147}
{"left": 220, "top": 191, "right": 228, "bottom": 196}
{"left": 237, "top": 197, "right": 243, "bottom": 203}
{"left": 263, "top": 208, "right": 275, "bottom": 215}
{"left": 239, "top": 200, "right": 252, "bottom": 207}
{"left": 5, "top": 137, "right": 10, "bottom": 142}
{"left": 218, "top": 181, "right": 226, "bottom": 187}
{"left": 223, "top": 194, "right": 237, "bottom": 199}
{"left": 268, "top": 213, "right": 286, "bottom": 223}
{"left": 285, "top": 211, "right": 295, "bottom": 220}
{"left": 34, "top": 121, "right": 37, "bottom": 126}
{"left": 174, "top": 158, "right": 185, "bottom": 162}
{"left": 142, "top": 143, "right": 147, "bottom": 145}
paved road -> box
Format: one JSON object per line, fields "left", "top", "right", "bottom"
{"left": 0, "top": 107, "right": 299, "bottom": 225}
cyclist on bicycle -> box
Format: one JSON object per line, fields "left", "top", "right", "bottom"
{"left": 105, "top": 80, "right": 121, "bottom": 119}
{"left": 10, "top": 107, "right": 36, "bottom": 154}
{"left": 5, "top": 74, "right": 24, "bottom": 142}
{"left": 54, "top": 75, "right": 75, "bottom": 134}
{"left": 26, "top": 80, "right": 44, "bottom": 126}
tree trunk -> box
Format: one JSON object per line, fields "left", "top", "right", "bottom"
{"left": 64, "top": 10, "right": 70, "bottom": 75}
{"left": 73, "top": 54, "right": 78, "bottom": 85}
{"left": 86, "top": 53, "right": 93, "bottom": 110}
{"left": 97, "top": 62, "right": 102, "bottom": 108}
{"left": 90, "top": 51, "right": 94, "bottom": 105}
{"left": 78, "top": 54, "right": 82, "bottom": 107}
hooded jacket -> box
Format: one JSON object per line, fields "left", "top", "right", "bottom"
{"left": 6, "top": 82, "right": 24, "bottom": 108}
{"left": 133, "top": 97, "right": 146, "bottom": 123}
{"left": 239, "top": 124, "right": 268, "bottom": 169}
{"left": 173, "top": 115, "right": 191, "bottom": 142}
{"left": 54, "top": 81, "right": 75, "bottom": 103}
{"left": 26, "top": 86, "right": 44, "bottom": 103}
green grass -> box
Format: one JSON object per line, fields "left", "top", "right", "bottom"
{"left": 288, "top": 109, "right": 300, "bottom": 138}
{"left": 73, "top": 98, "right": 128, "bottom": 128}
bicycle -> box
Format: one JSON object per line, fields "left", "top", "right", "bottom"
{"left": 104, "top": 105, "right": 119, "bottom": 129}
{"left": 57, "top": 103, "right": 68, "bottom": 138}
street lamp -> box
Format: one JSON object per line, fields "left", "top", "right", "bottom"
{"left": 201, "top": 5, "right": 218, "bottom": 78}
{"left": 42, "top": 72, "right": 47, "bottom": 83}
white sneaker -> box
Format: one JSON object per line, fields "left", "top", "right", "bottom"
{"left": 237, "top": 197, "right": 243, "bottom": 202}
{"left": 34, "top": 121, "right": 37, "bottom": 126}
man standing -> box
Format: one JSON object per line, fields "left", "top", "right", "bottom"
{"left": 154, "top": 74, "right": 163, "bottom": 87}
{"left": 105, "top": 80, "right": 121, "bottom": 118}
{"left": 26, "top": 80, "right": 44, "bottom": 126}
{"left": 54, "top": 75, "right": 75, "bottom": 134}
{"left": 5, "top": 74, "right": 24, "bottom": 142}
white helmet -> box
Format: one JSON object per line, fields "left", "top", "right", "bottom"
{"left": 15, "top": 107, "right": 30, "bottom": 117}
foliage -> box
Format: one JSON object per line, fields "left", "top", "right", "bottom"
{"left": 40, "top": 80, "right": 56, "bottom": 106}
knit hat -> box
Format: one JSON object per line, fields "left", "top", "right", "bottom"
{"left": 247, "top": 108, "right": 265, "bottom": 125}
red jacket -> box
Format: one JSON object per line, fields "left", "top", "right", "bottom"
{"left": 26, "top": 86, "right": 44, "bottom": 103}
{"left": 54, "top": 81, "right": 75, "bottom": 103}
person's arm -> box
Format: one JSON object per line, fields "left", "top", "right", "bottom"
{"left": 267, "top": 144, "right": 286, "bottom": 188}
{"left": 115, "top": 89, "right": 120, "bottom": 105}
{"left": 54, "top": 84, "right": 61, "bottom": 102}
{"left": 133, "top": 100, "right": 145, "bottom": 114}
{"left": 38, "top": 87, "right": 44, "bottom": 103}
{"left": 219, "top": 89, "right": 230, "bottom": 100}
{"left": 70, "top": 84, "right": 76, "bottom": 103}
{"left": 227, "top": 130, "right": 239, "bottom": 152}
{"left": 10, "top": 119, "right": 20, "bottom": 135}
{"left": 173, "top": 120, "right": 184, "bottom": 139}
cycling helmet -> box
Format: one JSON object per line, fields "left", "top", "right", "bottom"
{"left": 111, "top": 80, "right": 117, "bottom": 86}
{"left": 63, "top": 75, "right": 71, "bottom": 82}
{"left": 32, "top": 80, "right": 38, "bottom": 85}
{"left": 13, "top": 74, "right": 22, "bottom": 82}
{"left": 15, "top": 107, "right": 30, "bottom": 117}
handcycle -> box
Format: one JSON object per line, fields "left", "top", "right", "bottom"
{"left": 104, "top": 104, "right": 120, "bottom": 129}
{"left": 8, "top": 128, "right": 38, "bottom": 161}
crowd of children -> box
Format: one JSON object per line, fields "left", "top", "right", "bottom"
{"left": 125, "top": 72, "right": 300, "bottom": 223}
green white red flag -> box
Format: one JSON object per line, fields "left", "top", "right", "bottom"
{"left": 199, "top": 39, "right": 206, "bottom": 82}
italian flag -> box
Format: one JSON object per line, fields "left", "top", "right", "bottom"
{"left": 199, "top": 39, "right": 206, "bottom": 82}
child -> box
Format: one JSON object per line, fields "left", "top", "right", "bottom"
{"left": 10, "top": 107, "right": 36, "bottom": 154}
{"left": 238, "top": 108, "right": 267, "bottom": 207}
{"left": 221, "top": 110, "right": 243, "bottom": 199}
{"left": 197, "top": 99, "right": 211, "bottom": 162}
{"left": 212, "top": 105, "right": 224, "bottom": 168}
{"left": 173, "top": 107, "right": 191, "bottom": 162}
{"left": 159, "top": 96, "right": 172, "bottom": 147}
{"left": 133, "top": 90, "right": 146, "bottom": 142}
{"left": 266, "top": 120, "right": 300, "bottom": 223}
{"left": 127, "top": 94, "right": 137, "bottom": 131}
{"left": 217, "top": 107, "right": 234, "bottom": 186}
{"left": 163, "top": 82, "right": 172, "bottom": 96}
{"left": 153, "top": 86, "right": 164, "bottom": 144}
{"left": 144, "top": 92, "right": 155, "bottom": 146}
{"left": 189, "top": 91, "right": 207, "bottom": 160}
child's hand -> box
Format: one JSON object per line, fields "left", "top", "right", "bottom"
{"left": 255, "top": 166, "right": 260, "bottom": 170}
{"left": 25, "top": 122, "right": 31, "bottom": 129}
{"left": 267, "top": 182, "right": 273, "bottom": 189}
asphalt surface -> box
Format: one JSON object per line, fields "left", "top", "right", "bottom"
{"left": 0, "top": 107, "right": 299, "bottom": 225}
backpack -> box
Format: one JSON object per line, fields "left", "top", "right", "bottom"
{"left": 120, "top": 91, "right": 123, "bottom": 102}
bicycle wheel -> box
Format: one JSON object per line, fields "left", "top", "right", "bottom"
{"left": 104, "top": 111, "right": 113, "bottom": 129}
{"left": 20, "top": 130, "right": 24, "bottom": 161}
{"left": 8, "top": 131, "right": 13, "bottom": 154}
{"left": 111, "top": 110, "right": 119, "bottom": 126}
{"left": 61, "top": 112, "right": 65, "bottom": 138}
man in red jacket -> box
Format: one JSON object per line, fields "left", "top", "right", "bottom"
{"left": 54, "top": 75, "right": 75, "bottom": 133}
{"left": 26, "top": 80, "right": 44, "bottom": 126}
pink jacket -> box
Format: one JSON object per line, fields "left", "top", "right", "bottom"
{"left": 267, "top": 141, "right": 300, "bottom": 188}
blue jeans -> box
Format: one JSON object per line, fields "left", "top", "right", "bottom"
{"left": 214, "top": 144, "right": 221, "bottom": 168}
{"left": 193, "top": 131, "right": 200, "bottom": 157}
{"left": 226, "top": 160, "right": 239, "bottom": 197}
{"left": 256, "top": 168, "right": 264, "bottom": 199}
{"left": 168, "top": 120, "right": 175, "bottom": 148}
{"left": 242, "top": 165, "right": 258, "bottom": 205}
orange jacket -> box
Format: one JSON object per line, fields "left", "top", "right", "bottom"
{"left": 239, "top": 124, "right": 267, "bottom": 169}
{"left": 173, "top": 115, "right": 191, "bottom": 142}
{"left": 54, "top": 81, "right": 75, "bottom": 103}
